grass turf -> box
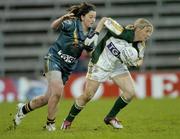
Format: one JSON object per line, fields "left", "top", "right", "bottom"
{"left": 0, "top": 98, "right": 180, "bottom": 139}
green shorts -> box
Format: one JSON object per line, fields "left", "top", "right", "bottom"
{"left": 44, "top": 55, "right": 71, "bottom": 85}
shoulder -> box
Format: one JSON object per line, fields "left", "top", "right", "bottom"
{"left": 61, "top": 19, "right": 76, "bottom": 31}
{"left": 104, "top": 18, "right": 124, "bottom": 35}
{"left": 119, "top": 29, "right": 135, "bottom": 43}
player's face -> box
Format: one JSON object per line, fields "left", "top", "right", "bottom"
{"left": 81, "top": 11, "right": 96, "bottom": 29}
{"left": 136, "top": 26, "right": 153, "bottom": 41}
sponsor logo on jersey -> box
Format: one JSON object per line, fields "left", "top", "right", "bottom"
{"left": 107, "top": 42, "right": 121, "bottom": 59}
{"left": 58, "top": 50, "right": 76, "bottom": 63}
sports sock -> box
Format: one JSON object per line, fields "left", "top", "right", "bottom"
{"left": 22, "top": 102, "right": 33, "bottom": 114}
{"left": 65, "top": 103, "right": 83, "bottom": 122}
{"left": 46, "top": 117, "right": 55, "bottom": 125}
{"left": 106, "top": 96, "right": 128, "bottom": 118}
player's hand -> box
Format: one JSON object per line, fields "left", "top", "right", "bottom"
{"left": 51, "top": 13, "right": 75, "bottom": 30}
{"left": 120, "top": 47, "right": 139, "bottom": 67}
{"left": 62, "top": 13, "right": 75, "bottom": 20}
{"left": 125, "top": 60, "right": 138, "bottom": 67}
{"left": 84, "top": 32, "right": 99, "bottom": 46}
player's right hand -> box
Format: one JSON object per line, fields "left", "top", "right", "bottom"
{"left": 62, "top": 13, "right": 75, "bottom": 20}
{"left": 84, "top": 32, "right": 99, "bottom": 46}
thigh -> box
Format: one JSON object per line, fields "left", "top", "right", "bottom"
{"left": 76, "top": 79, "right": 101, "bottom": 106}
{"left": 85, "top": 79, "right": 101, "bottom": 95}
{"left": 45, "top": 70, "right": 64, "bottom": 97}
{"left": 112, "top": 72, "right": 135, "bottom": 93}
{"left": 86, "top": 63, "right": 110, "bottom": 82}
{"left": 45, "top": 70, "right": 63, "bottom": 82}
{"left": 44, "top": 57, "right": 70, "bottom": 85}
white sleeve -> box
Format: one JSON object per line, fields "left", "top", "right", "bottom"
{"left": 104, "top": 18, "right": 124, "bottom": 35}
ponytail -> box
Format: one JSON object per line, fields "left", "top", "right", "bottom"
{"left": 134, "top": 18, "right": 153, "bottom": 31}
{"left": 67, "top": 2, "right": 96, "bottom": 18}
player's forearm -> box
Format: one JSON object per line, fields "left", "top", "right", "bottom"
{"left": 136, "top": 59, "right": 143, "bottom": 67}
{"left": 51, "top": 13, "right": 74, "bottom": 30}
{"left": 51, "top": 17, "right": 63, "bottom": 30}
{"left": 95, "top": 17, "right": 108, "bottom": 33}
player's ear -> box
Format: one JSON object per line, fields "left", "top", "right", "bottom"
{"left": 81, "top": 15, "right": 85, "bottom": 21}
{"left": 135, "top": 27, "right": 142, "bottom": 36}
{"left": 135, "top": 27, "right": 141, "bottom": 32}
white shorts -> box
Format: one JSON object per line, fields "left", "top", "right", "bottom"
{"left": 86, "top": 62, "right": 129, "bottom": 82}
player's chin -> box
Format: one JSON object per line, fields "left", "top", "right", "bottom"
{"left": 141, "top": 38, "right": 147, "bottom": 42}
{"left": 144, "top": 36, "right": 150, "bottom": 41}
{"left": 89, "top": 23, "right": 94, "bottom": 28}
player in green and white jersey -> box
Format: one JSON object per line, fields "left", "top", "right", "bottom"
{"left": 62, "top": 17, "right": 153, "bottom": 129}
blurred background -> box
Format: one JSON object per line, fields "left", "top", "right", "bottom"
{"left": 0, "top": 0, "right": 180, "bottom": 102}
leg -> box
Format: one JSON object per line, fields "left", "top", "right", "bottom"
{"left": 104, "top": 72, "right": 136, "bottom": 128}
{"left": 13, "top": 82, "right": 51, "bottom": 127}
{"left": 61, "top": 79, "right": 100, "bottom": 129}
{"left": 29, "top": 86, "right": 51, "bottom": 109}
{"left": 23, "top": 87, "right": 51, "bottom": 114}
{"left": 44, "top": 71, "right": 64, "bottom": 131}
{"left": 13, "top": 71, "right": 63, "bottom": 131}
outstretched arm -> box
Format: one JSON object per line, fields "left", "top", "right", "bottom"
{"left": 95, "top": 17, "right": 123, "bottom": 34}
{"left": 84, "top": 17, "right": 108, "bottom": 46}
{"left": 94, "top": 17, "right": 108, "bottom": 33}
{"left": 84, "top": 17, "right": 125, "bottom": 46}
{"left": 51, "top": 13, "right": 75, "bottom": 30}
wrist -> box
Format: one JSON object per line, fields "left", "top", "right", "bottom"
{"left": 94, "top": 31, "right": 100, "bottom": 35}
{"left": 95, "top": 31, "right": 99, "bottom": 35}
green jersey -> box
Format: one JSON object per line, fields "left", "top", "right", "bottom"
{"left": 91, "top": 28, "right": 135, "bottom": 64}
{"left": 46, "top": 19, "right": 93, "bottom": 72}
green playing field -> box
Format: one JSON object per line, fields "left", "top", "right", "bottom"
{"left": 1, "top": 98, "right": 180, "bottom": 139}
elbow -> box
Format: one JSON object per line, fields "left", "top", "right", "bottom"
{"left": 50, "top": 23, "right": 54, "bottom": 29}
{"left": 101, "top": 17, "right": 108, "bottom": 24}
{"left": 50, "top": 21, "right": 58, "bottom": 30}
{"left": 137, "top": 59, "right": 143, "bottom": 67}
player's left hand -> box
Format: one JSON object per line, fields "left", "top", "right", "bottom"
{"left": 125, "top": 60, "right": 138, "bottom": 67}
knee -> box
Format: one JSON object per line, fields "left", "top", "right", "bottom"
{"left": 37, "top": 95, "right": 48, "bottom": 104}
{"left": 80, "top": 93, "right": 92, "bottom": 103}
{"left": 128, "top": 88, "right": 136, "bottom": 100}
{"left": 123, "top": 87, "right": 136, "bottom": 101}
{"left": 83, "top": 92, "right": 93, "bottom": 102}
{"left": 76, "top": 91, "right": 93, "bottom": 106}
{"left": 50, "top": 80, "right": 64, "bottom": 98}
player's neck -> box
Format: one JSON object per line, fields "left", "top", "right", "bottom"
{"left": 81, "top": 22, "right": 88, "bottom": 35}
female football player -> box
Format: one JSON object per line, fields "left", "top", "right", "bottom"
{"left": 61, "top": 17, "right": 153, "bottom": 129}
{"left": 13, "top": 2, "right": 96, "bottom": 131}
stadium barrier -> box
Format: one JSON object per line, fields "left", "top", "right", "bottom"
{"left": 0, "top": 72, "right": 179, "bottom": 102}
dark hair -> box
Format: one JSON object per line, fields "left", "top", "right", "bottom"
{"left": 67, "top": 2, "right": 96, "bottom": 18}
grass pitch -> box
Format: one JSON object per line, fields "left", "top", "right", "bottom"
{"left": 0, "top": 98, "right": 180, "bottom": 139}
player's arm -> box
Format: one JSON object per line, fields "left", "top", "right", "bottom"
{"left": 123, "top": 41, "right": 146, "bottom": 67}
{"left": 95, "top": 17, "right": 108, "bottom": 33}
{"left": 133, "top": 58, "right": 143, "bottom": 67}
{"left": 134, "top": 41, "right": 146, "bottom": 67}
{"left": 94, "top": 17, "right": 122, "bottom": 34}
{"left": 85, "top": 17, "right": 125, "bottom": 46}
{"left": 104, "top": 18, "right": 135, "bottom": 43}
{"left": 51, "top": 13, "right": 75, "bottom": 30}
{"left": 84, "top": 17, "right": 108, "bottom": 46}
{"left": 103, "top": 18, "right": 124, "bottom": 36}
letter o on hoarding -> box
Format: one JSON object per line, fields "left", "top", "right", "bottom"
{"left": 71, "top": 76, "right": 104, "bottom": 100}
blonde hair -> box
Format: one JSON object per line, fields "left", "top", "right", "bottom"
{"left": 134, "top": 18, "right": 153, "bottom": 31}
{"left": 126, "top": 18, "right": 153, "bottom": 32}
